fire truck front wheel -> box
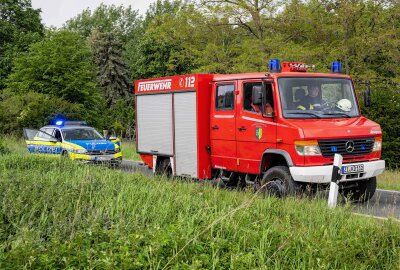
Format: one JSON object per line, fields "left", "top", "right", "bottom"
{"left": 260, "top": 166, "right": 301, "bottom": 197}
{"left": 341, "top": 177, "right": 376, "bottom": 203}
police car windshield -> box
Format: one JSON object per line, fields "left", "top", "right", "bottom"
{"left": 278, "top": 77, "right": 360, "bottom": 119}
{"left": 62, "top": 128, "right": 104, "bottom": 140}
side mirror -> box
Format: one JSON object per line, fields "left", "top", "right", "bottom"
{"left": 364, "top": 87, "right": 371, "bottom": 107}
{"left": 252, "top": 86, "right": 263, "bottom": 105}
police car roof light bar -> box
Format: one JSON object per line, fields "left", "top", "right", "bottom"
{"left": 269, "top": 59, "right": 281, "bottom": 73}
{"left": 64, "top": 121, "right": 88, "bottom": 126}
{"left": 331, "top": 61, "right": 343, "bottom": 73}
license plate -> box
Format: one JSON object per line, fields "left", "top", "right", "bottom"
{"left": 342, "top": 164, "right": 364, "bottom": 174}
{"left": 95, "top": 156, "right": 111, "bottom": 161}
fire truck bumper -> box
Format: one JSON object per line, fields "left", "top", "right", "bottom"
{"left": 289, "top": 160, "right": 385, "bottom": 184}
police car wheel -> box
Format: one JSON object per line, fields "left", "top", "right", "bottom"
{"left": 260, "top": 166, "right": 301, "bottom": 197}
{"left": 61, "top": 150, "right": 69, "bottom": 158}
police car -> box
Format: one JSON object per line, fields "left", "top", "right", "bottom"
{"left": 23, "top": 120, "right": 122, "bottom": 165}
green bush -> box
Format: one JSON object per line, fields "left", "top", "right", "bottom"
{"left": 0, "top": 143, "right": 10, "bottom": 155}
{"left": 0, "top": 92, "right": 89, "bottom": 134}
{"left": 359, "top": 82, "right": 400, "bottom": 169}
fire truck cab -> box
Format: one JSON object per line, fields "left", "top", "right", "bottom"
{"left": 134, "top": 60, "right": 385, "bottom": 202}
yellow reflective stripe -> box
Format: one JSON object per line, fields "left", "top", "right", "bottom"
{"left": 111, "top": 138, "right": 120, "bottom": 143}
{"left": 310, "top": 104, "right": 314, "bottom": 110}
{"left": 297, "top": 105, "right": 306, "bottom": 110}
{"left": 61, "top": 142, "right": 86, "bottom": 150}
{"left": 69, "top": 152, "right": 90, "bottom": 160}
{"left": 26, "top": 140, "right": 61, "bottom": 146}
{"left": 69, "top": 151, "right": 123, "bottom": 160}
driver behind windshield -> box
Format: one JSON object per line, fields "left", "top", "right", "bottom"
{"left": 297, "top": 84, "right": 322, "bottom": 110}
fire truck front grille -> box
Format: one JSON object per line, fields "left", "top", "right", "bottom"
{"left": 318, "top": 138, "right": 374, "bottom": 158}
{"left": 88, "top": 150, "right": 116, "bottom": 155}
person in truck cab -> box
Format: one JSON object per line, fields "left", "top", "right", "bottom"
{"left": 245, "top": 92, "right": 274, "bottom": 115}
{"left": 297, "top": 84, "right": 322, "bottom": 110}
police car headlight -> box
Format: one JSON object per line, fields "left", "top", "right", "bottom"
{"left": 295, "top": 140, "right": 321, "bottom": 156}
{"left": 70, "top": 149, "right": 88, "bottom": 154}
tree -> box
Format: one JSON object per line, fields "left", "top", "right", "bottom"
{"left": 0, "top": 91, "right": 88, "bottom": 134}
{"left": 6, "top": 30, "right": 101, "bottom": 108}
{"left": 0, "top": 0, "right": 43, "bottom": 89}
{"left": 90, "top": 30, "right": 131, "bottom": 106}
{"left": 199, "top": 0, "right": 279, "bottom": 40}
{"left": 65, "top": 4, "right": 142, "bottom": 43}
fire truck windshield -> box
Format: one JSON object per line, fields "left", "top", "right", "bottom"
{"left": 278, "top": 77, "right": 360, "bottom": 119}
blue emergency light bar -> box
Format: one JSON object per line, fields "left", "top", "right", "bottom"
{"left": 269, "top": 59, "right": 281, "bottom": 73}
{"left": 331, "top": 62, "right": 343, "bottom": 73}
{"left": 53, "top": 119, "right": 87, "bottom": 126}
{"left": 64, "top": 121, "right": 87, "bottom": 126}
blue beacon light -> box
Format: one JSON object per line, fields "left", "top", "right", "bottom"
{"left": 55, "top": 120, "right": 64, "bottom": 126}
{"left": 331, "top": 62, "right": 343, "bottom": 73}
{"left": 269, "top": 59, "right": 281, "bottom": 73}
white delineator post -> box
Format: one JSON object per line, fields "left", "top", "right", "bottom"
{"left": 328, "top": 154, "right": 343, "bottom": 208}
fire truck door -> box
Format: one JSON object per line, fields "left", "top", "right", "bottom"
{"left": 210, "top": 82, "right": 237, "bottom": 171}
{"left": 235, "top": 81, "right": 277, "bottom": 174}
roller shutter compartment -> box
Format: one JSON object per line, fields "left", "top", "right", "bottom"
{"left": 137, "top": 94, "right": 173, "bottom": 155}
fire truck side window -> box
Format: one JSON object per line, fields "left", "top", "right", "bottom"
{"left": 243, "top": 82, "right": 274, "bottom": 114}
{"left": 216, "top": 84, "right": 235, "bottom": 110}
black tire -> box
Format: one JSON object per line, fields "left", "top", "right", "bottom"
{"left": 342, "top": 177, "right": 376, "bottom": 203}
{"left": 156, "top": 158, "right": 172, "bottom": 177}
{"left": 61, "top": 150, "right": 69, "bottom": 159}
{"left": 210, "top": 177, "right": 226, "bottom": 188}
{"left": 260, "top": 166, "right": 301, "bottom": 197}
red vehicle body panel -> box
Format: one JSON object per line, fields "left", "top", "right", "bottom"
{"left": 135, "top": 70, "right": 382, "bottom": 180}
{"left": 135, "top": 74, "right": 213, "bottom": 179}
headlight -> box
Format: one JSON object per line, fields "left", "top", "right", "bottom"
{"left": 70, "top": 149, "right": 88, "bottom": 154}
{"left": 372, "top": 136, "right": 382, "bottom": 152}
{"left": 295, "top": 140, "right": 321, "bottom": 156}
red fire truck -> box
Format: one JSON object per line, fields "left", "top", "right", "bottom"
{"left": 134, "top": 60, "right": 385, "bottom": 202}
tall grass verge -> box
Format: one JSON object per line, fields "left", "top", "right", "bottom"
{"left": 121, "top": 140, "right": 141, "bottom": 161}
{"left": 378, "top": 170, "right": 400, "bottom": 191}
{"left": 0, "top": 154, "right": 399, "bottom": 269}
{"left": 0, "top": 135, "right": 26, "bottom": 155}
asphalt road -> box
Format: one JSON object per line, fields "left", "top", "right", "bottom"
{"left": 121, "top": 160, "right": 400, "bottom": 220}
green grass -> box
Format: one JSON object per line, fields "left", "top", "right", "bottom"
{"left": 0, "top": 135, "right": 26, "bottom": 155}
{"left": 0, "top": 154, "right": 399, "bottom": 269}
{"left": 121, "top": 140, "right": 141, "bottom": 161}
{"left": 2, "top": 135, "right": 400, "bottom": 190}
{"left": 377, "top": 170, "right": 400, "bottom": 191}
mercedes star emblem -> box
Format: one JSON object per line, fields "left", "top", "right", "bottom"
{"left": 345, "top": 141, "right": 355, "bottom": 152}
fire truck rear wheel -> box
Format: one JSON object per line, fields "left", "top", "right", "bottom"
{"left": 260, "top": 166, "right": 301, "bottom": 197}
{"left": 342, "top": 177, "right": 376, "bottom": 203}
{"left": 156, "top": 158, "right": 172, "bottom": 177}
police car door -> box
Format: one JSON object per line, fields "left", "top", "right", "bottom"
{"left": 23, "top": 128, "right": 62, "bottom": 156}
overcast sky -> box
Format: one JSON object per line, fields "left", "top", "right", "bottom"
{"left": 31, "top": 0, "right": 156, "bottom": 27}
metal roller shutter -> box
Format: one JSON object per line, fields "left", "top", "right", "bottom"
{"left": 137, "top": 94, "right": 173, "bottom": 155}
{"left": 174, "top": 92, "right": 197, "bottom": 177}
